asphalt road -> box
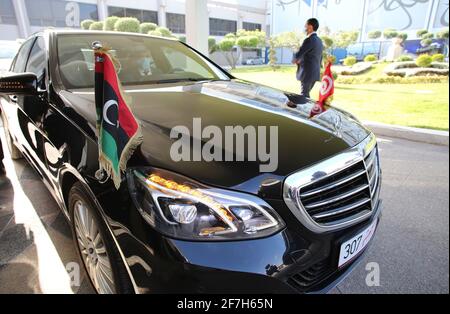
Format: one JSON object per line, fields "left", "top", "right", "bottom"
{"left": 0, "top": 130, "right": 448, "bottom": 294}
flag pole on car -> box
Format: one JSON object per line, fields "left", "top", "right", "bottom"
{"left": 92, "top": 41, "right": 143, "bottom": 189}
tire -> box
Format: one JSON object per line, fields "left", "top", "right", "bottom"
{"left": 68, "top": 182, "right": 134, "bottom": 294}
{"left": 1, "top": 111, "right": 22, "bottom": 160}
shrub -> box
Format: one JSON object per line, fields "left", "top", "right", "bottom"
{"left": 368, "top": 30, "right": 382, "bottom": 39}
{"left": 397, "top": 55, "right": 413, "bottom": 62}
{"left": 114, "top": 17, "right": 140, "bottom": 33}
{"left": 81, "top": 19, "right": 94, "bottom": 30}
{"left": 218, "top": 38, "right": 235, "bottom": 51}
{"left": 321, "top": 35, "right": 334, "bottom": 49}
{"left": 178, "top": 35, "right": 187, "bottom": 43}
{"left": 383, "top": 28, "right": 398, "bottom": 39}
{"left": 89, "top": 21, "right": 104, "bottom": 31}
{"left": 343, "top": 56, "right": 357, "bottom": 66}
{"left": 208, "top": 36, "right": 217, "bottom": 53}
{"left": 431, "top": 62, "right": 449, "bottom": 69}
{"left": 397, "top": 33, "right": 408, "bottom": 42}
{"left": 421, "top": 38, "right": 433, "bottom": 47}
{"left": 104, "top": 16, "right": 119, "bottom": 31}
{"left": 364, "top": 54, "right": 378, "bottom": 62}
{"left": 156, "top": 27, "right": 173, "bottom": 37}
{"left": 321, "top": 68, "right": 339, "bottom": 80}
{"left": 416, "top": 29, "right": 428, "bottom": 38}
{"left": 422, "top": 33, "right": 435, "bottom": 39}
{"left": 416, "top": 54, "right": 433, "bottom": 67}
{"left": 140, "top": 22, "right": 158, "bottom": 34}
{"left": 437, "top": 28, "right": 449, "bottom": 40}
{"left": 431, "top": 54, "right": 445, "bottom": 62}
{"left": 337, "top": 75, "right": 448, "bottom": 85}
{"left": 148, "top": 30, "right": 163, "bottom": 37}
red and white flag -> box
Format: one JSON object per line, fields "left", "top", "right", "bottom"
{"left": 310, "top": 62, "right": 335, "bottom": 118}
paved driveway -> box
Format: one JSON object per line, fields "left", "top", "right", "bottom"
{"left": 0, "top": 129, "right": 448, "bottom": 294}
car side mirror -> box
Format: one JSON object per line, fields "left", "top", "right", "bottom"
{"left": 0, "top": 72, "right": 38, "bottom": 95}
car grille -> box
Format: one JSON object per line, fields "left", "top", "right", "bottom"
{"left": 287, "top": 260, "right": 333, "bottom": 292}
{"left": 283, "top": 134, "right": 381, "bottom": 233}
{"left": 299, "top": 146, "right": 380, "bottom": 225}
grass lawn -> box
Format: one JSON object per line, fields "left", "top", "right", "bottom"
{"left": 231, "top": 65, "right": 449, "bottom": 131}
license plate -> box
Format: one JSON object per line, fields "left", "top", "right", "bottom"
{"left": 338, "top": 220, "right": 378, "bottom": 268}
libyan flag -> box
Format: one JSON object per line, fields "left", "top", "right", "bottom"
{"left": 94, "top": 48, "right": 143, "bottom": 189}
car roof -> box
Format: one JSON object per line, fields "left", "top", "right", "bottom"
{"left": 38, "top": 29, "right": 179, "bottom": 42}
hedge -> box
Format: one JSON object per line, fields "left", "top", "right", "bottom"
{"left": 114, "top": 17, "right": 140, "bottom": 33}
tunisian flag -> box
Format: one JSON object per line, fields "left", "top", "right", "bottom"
{"left": 94, "top": 46, "right": 143, "bottom": 189}
{"left": 310, "top": 62, "right": 335, "bottom": 118}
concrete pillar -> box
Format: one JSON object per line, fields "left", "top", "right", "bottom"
{"left": 97, "top": 0, "right": 109, "bottom": 21}
{"left": 185, "top": 0, "right": 209, "bottom": 55}
{"left": 157, "top": 0, "right": 167, "bottom": 27}
{"left": 359, "top": 0, "right": 370, "bottom": 42}
{"left": 12, "top": 0, "right": 30, "bottom": 38}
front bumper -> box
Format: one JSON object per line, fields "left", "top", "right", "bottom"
{"left": 112, "top": 198, "right": 382, "bottom": 294}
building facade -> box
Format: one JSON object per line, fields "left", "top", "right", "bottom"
{"left": 0, "top": 0, "right": 269, "bottom": 40}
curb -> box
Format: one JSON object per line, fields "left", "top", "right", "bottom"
{"left": 363, "top": 121, "right": 449, "bottom": 146}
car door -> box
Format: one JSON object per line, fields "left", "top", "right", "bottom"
{"left": 14, "top": 36, "right": 51, "bottom": 181}
{"left": 0, "top": 38, "right": 35, "bottom": 160}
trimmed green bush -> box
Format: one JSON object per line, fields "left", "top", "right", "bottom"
{"left": 437, "top": 28, "right": 449, "bottom": 40}
{"left": 156, "top": 27, "right": 173, "bottom": 37}
{"left": 89, "top": 21, "right": 104, "bottom": 31}
{"left": 114, "top": 17, "right": 140, "bottom": 33}
{"left": 383, "top": 28, "right": 398, "bottom": 39}
{"left": 81, "top": 19, "right": 94, "bottom": 30}
{"left": 140, "top": 23, "right": 158, "bottom": 34}
{"left": 397, "top": 33, "right": 408, "bottom": 42}
{"left": 368, "top": 30, "right": 382, "bottom": 39}
{"left": 416, "top": 54, "right": 433, "bottom": 67}
{"left": 431, "top": 53, "right": 445, "bottom": 62}
{"left": 218, "top": 38, "right": 235, "bottom": 51}
{"left": 104, "top": 16, "right": 119, "bottom": 31}
{"left": 337, "top": 75, "right": 448, "bottom": 85}
{"left": 208, "top": 36, "right": 216, "bottom": 53}
{"left": 343, "top": 56, "right": 357, "bottom": 66}
{"left": 397, "top": 55, "right": 413, "bottom": 62}
{"left": 148, "top": 30, "right": 163, "bottom": 37}
{"left": 416, "top": 29, "right": 428, "bottom": 38}
{"left": 421, "top": 38, "right": 433, "bottom": 47}
{"left": 178, "top": 35, "right": 187, "bottom": 43}
{"left": 364, "top": 54, "right": 378, "bottom": 62}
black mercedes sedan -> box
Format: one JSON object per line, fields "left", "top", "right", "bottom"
{"left": 0, "top": 30, "right": 382, "bottom": 294}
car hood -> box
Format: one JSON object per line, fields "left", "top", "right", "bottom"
{"left": 62, "top": 80, "right": 371, "bottom": 197}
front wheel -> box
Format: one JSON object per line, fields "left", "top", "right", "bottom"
{"left": 68, "top": 182, "right": 134, "bottom": 294}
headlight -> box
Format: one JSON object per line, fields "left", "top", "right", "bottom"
{"left": 127, "top": 167, "right": 285, "bottom": 241}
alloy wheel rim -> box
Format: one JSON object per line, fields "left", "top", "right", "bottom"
{"left": 73, "top": 200, "right": 115, "bottom": 294}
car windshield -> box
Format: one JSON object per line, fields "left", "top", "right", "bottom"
{"left": 0, "top": 42, "right": 19, "bottom": 59}
{"left": 57, "top": 34, "right": 230, "bottom": 89}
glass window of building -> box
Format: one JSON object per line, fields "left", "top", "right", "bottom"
{"left": 0, "top": 0, "right": 17, "bottom": 25}
{"left": 167, "top": 13, "right": 185, "bottom": 34}
{"left": 210, "top": 18, "right": 237, "bottom": 36}
{"left": 25, "top": 0, "right": 97, "bottom": 27}
{"left": 108, "top": 6, "right": 158, "bottom": 24}
{"left": 79, "top": 3, "right": 98, "bottom": 21}
{"left": 243, "top": 22, "right": 262, "bottom": 31}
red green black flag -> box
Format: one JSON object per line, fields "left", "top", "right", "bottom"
{"left": 94, "top": 45, "right": 143, "bottom": 189}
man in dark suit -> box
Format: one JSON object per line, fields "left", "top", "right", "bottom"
{"left": 293, "top": 18, "right": 323, "bottom": 98}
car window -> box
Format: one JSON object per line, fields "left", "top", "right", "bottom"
{"left": 161, "top": 46, "right": 213, "bottom": 78}
{"left": 0, "top": 43, "right": 20, "bottom": 59}
{"left": 12, "top": 38, "right": 35, "bottom": 73}
{"left": 57, "top": 34, "right": 229, "bottom": 89}
{"left": 26, "top": 37, "right": 46, "bottom": 81}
